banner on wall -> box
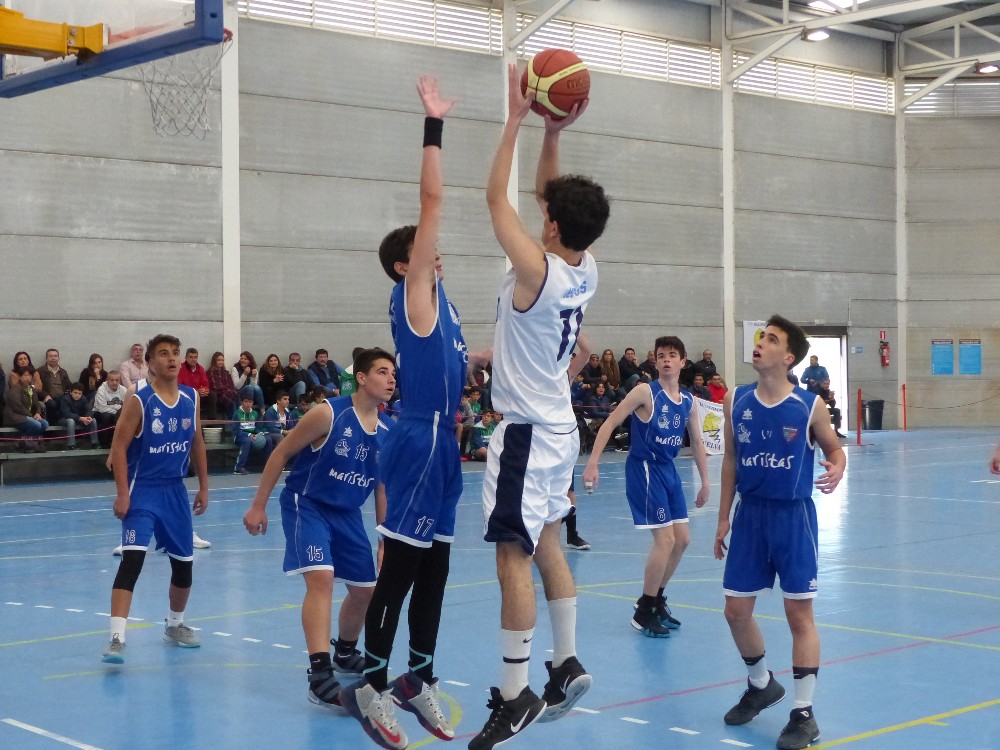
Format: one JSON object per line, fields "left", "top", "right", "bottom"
{"left": 695, "top": 397, "right": 725, "bottom": 455}
{"left": 743, "top": 320, "right": 767, "bottom": 363}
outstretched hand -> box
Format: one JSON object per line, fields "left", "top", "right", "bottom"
{"left": 814, "top": 459, "right": 843, "bottom": 494}
{"left": 507, "top": 64, "right": 533, "bottom": 122}
{"left": 543, "top": 99, "right": 588, "bottom": 133}
{"left": 417, "top": 75, "right": 457, "bottom": 119}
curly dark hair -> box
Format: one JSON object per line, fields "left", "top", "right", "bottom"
{"left": 542, "top": 175, "right": 610, "bottom": 252}
{"left": 378, "top": 225, "right": 418, "bottom": 283}
{"left": 766, "top": 314, "right": 809, "bottom": 367}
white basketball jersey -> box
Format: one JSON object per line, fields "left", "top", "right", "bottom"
{"left": 491, "top": 251, "right": 598, "bottom": 431}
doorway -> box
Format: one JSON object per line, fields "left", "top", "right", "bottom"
{"left": 790, "top": 335, "right": 848, "bottom": 432}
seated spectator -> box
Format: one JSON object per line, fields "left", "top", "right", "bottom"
{"left": 601, "top": 349, "right": 626, "bottom": 402}
{"left": 469, "top": 410, "right": 497, "bottom": 461}
{"left": 584, "top": 381, "right": 613, "bottom": 426}
{"left": 258, "top": 353, "right": 288, "bottom": 405}
{"left": 817, "top": 378, "right": 846, "bottom": 438}
{"left": 800, "top": 355, "right": 830, "bottom": 393}
{"left": 638, "top": 349, "right": 658, "bottom": 382}
{"left": 282, "top": 352, "right": 310, "bottom": 403}
{"left": 467, "top": 360, "right": 492, "bottom": 411}
{"left": 455, "top": 392, "right": 476, "bottom": 456}
{"left": 618, "top": 347, "right": 648, "bottom": 392}
{"left": 8, "top": 352, "right": 42, "bottom": 390}
{"left": 581, "top": 353, "right": 606, "bottom": 390}
{"left": 307, "top": 348, "right": 341, "bottom": 397}
{"left": 231, "top": 351, "right": 265, "bottom": 410}
{"left": 178, "top": 347, "right": 217, "bottom": 420}
{"left": 679, "top": 358, "right": 695, "bottom": 390}
{"left": 260, "top": 391, "right": 292, "bottom": 447}
{"left": 119, "top": 343, "right": 149, "bottom": 389}
{"left": 339, "top": 346, "right": 366, "bottom": 397}
{"left": 78, "top": 353, "right": 108, "bottom": 400}
{"left": 93, "top": 370, "right": 127, "bottom": 447}
{"left": 707, "top": 373, "right": 728, "bottom": 403}
{"left": 0, "top": 359, "right": 5, "bottom": 420}
{"left": 689, "top": 373, "right": 712, "bottom": 401}
{"left": 310, "top": 386, "right": 328, "bottom": 406}
{"left": 3, "top": 366, "right": 49, "bottom": 452}
{"left": 232, "top": 395, "right": 271, "bottom": 475}
{"left": 468, "top": 387, "right": 483, "bottom": 419}
{"left": 207, "top": 351, "right": 240, "bottom": 425}
{"left": 288, "top": 393, "right": 312, "bottom": 428}
{"left": 38, "top": 348, "right": 72, "bottom": 422}
{"left": 60, "top": 383, "right": 99, "bottom": 450}
{"left": 571, "top": 372, "right": 591, "bottom": 406}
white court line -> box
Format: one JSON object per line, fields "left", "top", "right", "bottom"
{"left": 272, "top": 644, "right": 291, "bottom": 649}
{"left": 443, "top": 680, "right": 468, "bottom": 687}
{"left": 720, "top": 740, "right": 753, "bottom": 747}
{"left": 94, "top": 612, "right": 111, "bottom": 617}
{"left": 1, "top": 718, "right": 104, "bottom": 750}
{"left": 34, "top": 605, "right": 53, "bottom": 609}
{"left": 6, "top": 602, "right": 23, "bottom": 605}
{"left": 670, "top": 727, "right": 700, "bottom": 735}
{"left": 65, "top": 608, "right": 84, "bottom": 613}
{"left": 243, "top": 637, "right": 261, "bottom": 643}
{"left": 572, "top": 707, "right": 600, "bottom": 714}
{"left": 620, "top": 717, "right": 648, "bottom": 724}
{"left": 213, "top": 632, "right": 231, "bottom": 637}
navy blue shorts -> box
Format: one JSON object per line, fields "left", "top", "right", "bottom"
{"left": 722, "top": 496, "right": 819, "bottom": 599}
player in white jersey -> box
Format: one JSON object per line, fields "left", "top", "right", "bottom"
{"left": 472, "top": 65, "right": 610, "bottom": 750}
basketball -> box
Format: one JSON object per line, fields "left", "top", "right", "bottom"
{"left": 252, "top": 433, "right": 267, "bottom": 450}
{"left": 520, "top": 49, "right": 590, "bottom": 120}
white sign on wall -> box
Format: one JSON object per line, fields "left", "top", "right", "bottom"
{"left": 695, "top": 397, "right": 725, "bottom": 455}
{"left": 743, "top": 320, "right": 767, "bottom": 363}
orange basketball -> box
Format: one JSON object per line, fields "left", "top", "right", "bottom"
{"left": 520, "top": 49, "right": 590, "bottom": 120}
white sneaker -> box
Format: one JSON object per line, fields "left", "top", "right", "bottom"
{"left": 112, "top": 545, "right": 123, "bottom": 556}
{"left": 192, "top": 532, "right": 211, "bottom": 549}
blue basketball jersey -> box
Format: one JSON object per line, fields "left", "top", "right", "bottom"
{"left": 284, "top": 396, "right": 391, "bottom": 511}
{"left": 629, "top": 382, "right": 693, "bottom": 464}
{"left": 731, "top": 383, "right": 820, "bottom": 502}
{"left": 126, "top": 384, "right": 197, "bottom": 485}
{"left": 389, "top": 277, "right": 467, "bottom": 423}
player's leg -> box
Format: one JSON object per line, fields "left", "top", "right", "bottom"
{"left": 565, "top": 485, "right": 590, "bottom": 550}
{"left": 103, "top": 550, "right": 145, "bottom": 663}
{"left": 333, "top": 582, "right": 372, "bottom": 673}
{"left": 158, "top": 485, "right": 199, "bottom": 648}
{"left": 300, "top": 569, "right": 343, "bottom": 708}
{"left": 632, "top": 525, "right": 674, "bottom": 637}
{"left": 655, "top": 519, "right": 690, "bottom": 629}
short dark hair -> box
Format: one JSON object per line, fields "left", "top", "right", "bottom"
{"left": 274, "top": 390, "right": 289, "bottom": 401}
{"left": 70, "top": 382, "right": 85, "bottom": 392}
{"left": 145, "top": 334, "right": 181, "bottom": 362}
{"left": 542, "top": 175, "right": 610, "bottom": 252}
{"left": 766, "top": 314, "right": 809, "bottom": 367}
{"left": 186, "top": 347, "right": 198, "bottom": 356}
{"left": 314, "top": 348, "right": 328, "bottom": 358}
{"left": 654, "top": 335, "right": 687, "bottom": 360}
{"left": 379, "top": 225, "right": 417, "bottom": 283}
{"left": 624, "top": 348, "right": 635, "bottom": 355}
{"left": 354, "top": 347, "right": 395, "bottom": 377}
{"left": 351, "top": 346, "right": 366, "bottom": 359}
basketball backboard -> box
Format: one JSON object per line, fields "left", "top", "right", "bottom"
{"left": 0, "top": 0, "right": 224, "bottom": 97}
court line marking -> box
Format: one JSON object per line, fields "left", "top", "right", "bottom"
{"left": 1, "top": 718, "right": 104, "bottom": 750}
{"left": 720, "top": 740, "right": 752, "bottom": 747}
{"left": 810, "top": 697, "right": 1000, "bottom": 748}
{"left": 620, "top": 717, "right": 648, "bottom": 724}
{"left": 670, "top": 726, "right": 700, "bottom": 734}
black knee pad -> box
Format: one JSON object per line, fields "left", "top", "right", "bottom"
{"left": 169, "top": 557, "right": 193, "bottom": 589}
{"left": 112, "top": 550, "right": 146, "bottom": 592}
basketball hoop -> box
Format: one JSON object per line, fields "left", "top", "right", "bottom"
{"left": 138, "top": 28, "right": 233, "bottom": 139}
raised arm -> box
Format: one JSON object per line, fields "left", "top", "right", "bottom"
{"left": 406, "top": 75, "right": 457, "bottom": 336}
{"left": 535, "top": 96, "right": 587, "bottom": 210}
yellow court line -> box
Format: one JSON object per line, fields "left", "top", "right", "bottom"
{"left": 835, "top": 564, "right": 1000, "bottom": 583}
{"left": 811, "top": 698, "right": 1000, "bottom": 748}
{"left": 578, "top": 590, "right": 1000, "bottom": 652}
{"left": 838, "top": 580, "right": 1000, "bottom": 602}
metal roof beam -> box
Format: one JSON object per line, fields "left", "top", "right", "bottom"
{"left": 897, "top": 62, "right": 972, "bottom": 109}
{"left": 900, "top": 48, "right": 1000, "bottom": 72}
{"left": 899, "top": 3, "right": 1000, "bottom": 41}
{"left": 729, "top": 3, "right": 896, "bottom": 41}
{"left": 799, "top": 0, "right": 961, "bottom": 31}
{"left": 508, "top": 0, "right": 575, "bottom": 50}
{"left": 726, "top": 30, "right": 800, "bottom": 81}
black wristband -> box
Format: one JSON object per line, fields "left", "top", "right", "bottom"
{"left": 423, "top": 116, "right": 443, "bottom": 149}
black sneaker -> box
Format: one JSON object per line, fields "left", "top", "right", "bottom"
{"left": 468, "top": 685, "right": 545, "bottom": 750}
{"left": 566, "top": 533, "right": 591, "bottom": 550}
{"left": 724, "top": 671, "right": 786, "bottom": 725}
{"left": 777, "top": 707, "right": 821, "bottom": 749}
{"left": 307, "top": 665, "right": 344, "bottom": 711}
{"left": 539, "top": 656, "right": 592, "bottom": 722}
{"left": 656, "top": 595, "right": 681, "bottom": 629}
{"left": 331, "top": 645, "right": 365, "bottom": 676}
{"left": 631, "top": 606, "right": 671, "bottom": 638}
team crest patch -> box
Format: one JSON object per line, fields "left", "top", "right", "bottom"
{"left": 658, "top": 414, "right": 670, "bottom": 429}
{"left": 335, "top": 439, "right": 350, "bottom": 457}
{"left": 181, "top": 418, "right": 192, "bottom": 430}
{"left": 448, "top": 301, "right": 461, "bottom": 326}
{"left": 151, "top": 418, "right": 164, "bottom": 435}
{"left": 737, "top": 423, "right": 751, "bottom": 444}
{"left": 783, "top": 426, "right": 799, "bottom": 441}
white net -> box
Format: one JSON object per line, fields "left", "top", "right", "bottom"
{"left": 138, "top": 29, "right": 232, "bottom": 139}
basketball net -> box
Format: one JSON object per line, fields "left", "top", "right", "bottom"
{"left": 138, "top": 28, "right": 233, "bottom": 139}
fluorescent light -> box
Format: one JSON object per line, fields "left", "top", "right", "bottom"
{"left": 803, "top": 29, "right": 831, "bottom": 42}
{"left": 976, "top": 62, "right": 999, "bottom": 74}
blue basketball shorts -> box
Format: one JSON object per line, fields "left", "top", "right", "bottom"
{"left": 378, "top": 415, "right": 462, "bottom": 548}
{"left": 624, "top": 455, "right": 688, "bottom": 528}
{"left": 278, "top": 487, "right": 376, "bottom": 586}
{"left": 121, "top": 478, "right": 193, "bottom": 560}
{"left": 482, "top": 421, "right": 578, "bottom": 555}
{"left": 722, "top": 496, "right": 819, "bottom": 599}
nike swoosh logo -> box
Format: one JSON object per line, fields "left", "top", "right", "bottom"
{"left": 374, "top": 720, "right": 401, "bottom": 745}
{"left": 510, "top": 709, "right": 533, "bottom": 733}
{"left": 561, "top": 676, "right": 573, "bottom": 694}
{"left": 522, "top": 637, "right": 532, "bottom": 644}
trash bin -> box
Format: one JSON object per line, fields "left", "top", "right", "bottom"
{"left": 861, "top": 399, "right": 884, "bottom": 430}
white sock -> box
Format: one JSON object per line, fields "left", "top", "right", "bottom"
{"left": 110, "top": 616, "right": 127, "bottom": 642}
{"left": 793, "top": 671, "right": 817, "bottom": 709}
{"left": 167, "top": 610, "right": 184, "bottom": 628}
{"left": 547, "top": 597, "right": 577, "bottom": 668}
{"left": 746, "top": 655, "right": 769, "bottom": 689}
{"left": 500, "top": 628, "right": 533, "bottom": 701}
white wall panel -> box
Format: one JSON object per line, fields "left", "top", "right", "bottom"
{"left": 906, "top": 117, "right": 1000, "bottom": 169}
{"left": 907, "top": 169, "right": 1000, "bottom": 223}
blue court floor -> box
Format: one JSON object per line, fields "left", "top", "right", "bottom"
{"left": 1, "top": 428, "right": 998, "bottom": 750}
